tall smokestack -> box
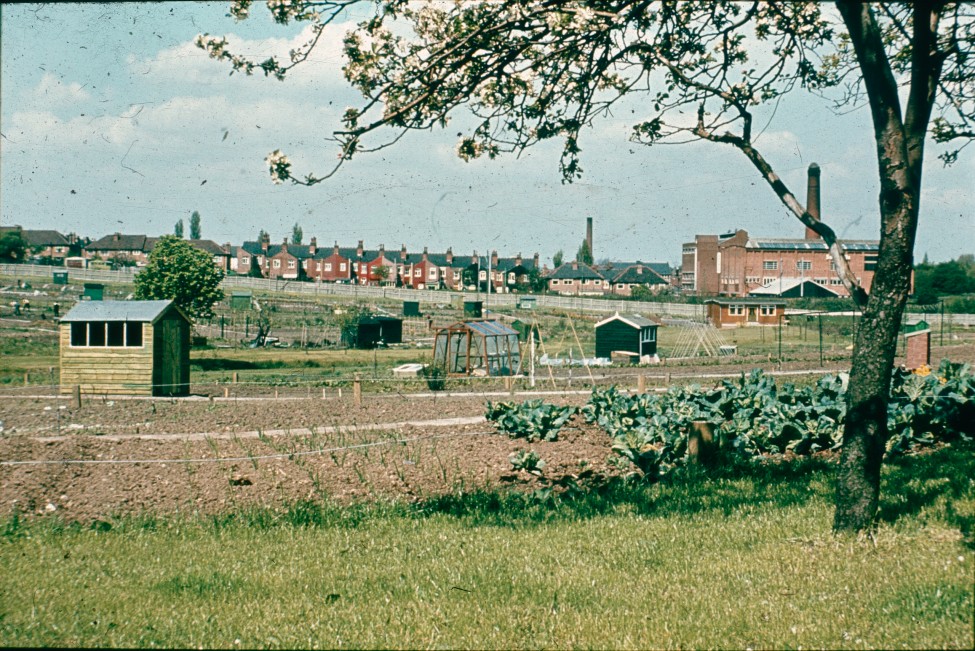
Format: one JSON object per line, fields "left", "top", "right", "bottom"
{"left": 586, "top": 217, "right": 593, "bottom": 257}
{"left": 805, "top": 163, "right": 821, "bottom": 240}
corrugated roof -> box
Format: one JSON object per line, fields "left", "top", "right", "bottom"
{"left": 466, "top": 320, "right": 518, "bottom": 336}
{"left": 61, "top": 300, "right": 184, "bottom": 323}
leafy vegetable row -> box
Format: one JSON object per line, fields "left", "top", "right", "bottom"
{"left": 485, "top": 361, "right": 974, "bottom": 480}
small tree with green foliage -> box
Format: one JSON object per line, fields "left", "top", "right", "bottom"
{"left": 291, "top": 223, "right": 303, "bottom": 245}
{"left": 174, "top": 219, "right": 185, "bottom": 238}
{"left": 527, "top": 267, "right": 547, "bottom": 294}
{"left": 134, "top": 235, "right": 224, "bottom": 320}
{"left": 189, "top": 211, "right": 202, "bottom": 240}
{"left": 0, "top": 232, "right": 29, "bottom": 262}
{"left": 552, "top": 250, "right": 564, "bottom": 269}
{"left": 576, "top": 240, "right": 593, "bottom": 265}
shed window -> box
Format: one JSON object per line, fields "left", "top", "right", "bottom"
{"left": 107, "top": 321, "right": 125, "bottom": 346}
{"left": 728, "top": 305, "right": 744, "bottom": 316}
{"left": 69, "top": 321, "right": 144, "bottom": 347}
{"left": 760, "top": 305, "right": 777, "bottom": 316}
{"left": 88, "top": 321, "right": 107, "bottom": 346}
{"left": 127, "top": 322, "right": 143, "bottom": 346}
{"left": 70, "top": 322, "right": 87, "bottom": 346}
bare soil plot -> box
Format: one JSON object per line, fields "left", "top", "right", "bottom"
{"left": 0, "top": 393, "right": 619, "bottom": 523}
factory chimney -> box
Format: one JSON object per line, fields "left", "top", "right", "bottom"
{"left": 586, "top": 217, "right": 593, "bottom": 257}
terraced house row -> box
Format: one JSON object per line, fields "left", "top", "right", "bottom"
{"left": 234, "top": 233, "right": 542, "bottom": 292}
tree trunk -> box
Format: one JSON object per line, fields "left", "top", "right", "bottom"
{"left": 833, "top": 177, "right": 918, "bottom": 532}
{"left": 832, "top": 0, "right": 934, "bottom": 533}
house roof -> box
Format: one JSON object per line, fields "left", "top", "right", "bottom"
{"left": 704, "top": 298, "right": 786, "bottom": 306}
{"left": 595, "top": 313, "right": 658, "bottom": 329}
{"left": 495, "top": 256, "right": 538, "bottom": 272}
{"left": 0, "top": 227, "right": 71, "bottom": 247}
{"left": 601, "top": 261, "right": 672, "bottom": 277}
{"left": 548, "top": 262, "right": 604, "bottom": 280}
{"left": 61, "top": 299, "right": 190, "bottom": 324}
{"left": 185, "top": 239, "right": 230, "bottom": 256}
{"left": 610, "top": 264, "right": 670, "bottom": 285}
{"left": 86, "top": 233, "right": 149, "bottom": 251}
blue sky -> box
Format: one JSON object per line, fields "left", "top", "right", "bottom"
{"left": 1, "top": 2, "right": 972, "bottom": 266}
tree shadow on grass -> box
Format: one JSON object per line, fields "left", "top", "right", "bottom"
{"left": 410, "top": 455, "right": 838, "bottom": 528}
{"left": 878, "top": 442, "right": 975, "bottom": 548}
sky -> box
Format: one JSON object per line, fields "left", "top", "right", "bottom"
{"left": 1, "top": 2, "right": 972, "bottom": 267}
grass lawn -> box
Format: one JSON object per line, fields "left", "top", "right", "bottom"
{"left": 2, "top": 447, "right": 972, "bottom": 649}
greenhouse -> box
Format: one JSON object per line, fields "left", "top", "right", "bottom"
{"left": 432, "top": 320, "right": 521, "bottom": 377}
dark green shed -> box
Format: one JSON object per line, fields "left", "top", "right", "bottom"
{"left": 595, "top": 313, "right": 658, "bottom": 359}
{"left": 83, "top": 283, "right": 104, "bottom": 301}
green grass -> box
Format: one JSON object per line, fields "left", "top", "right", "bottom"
{"left": 2, "top": 447, "right": 973, "bottom": 649}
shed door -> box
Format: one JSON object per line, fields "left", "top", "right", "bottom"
{"left": 153, "top": 318, "right": 189, "bottom": 396}
{"left": 747, "top": 307, "right": 758, "bottom": 323}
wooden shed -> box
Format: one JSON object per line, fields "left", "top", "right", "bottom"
{"left": 344, "top": 315, "right": 403, "bottom": 349}
{"left": 463, "top": 301, "right": 483, "bottom": 318}
{"left": 60, "top": 300, "right": 191, "bottom": 397}
{"left": 705, "top": 299, "right": 785, "bottom": 328}
{"left": 595, "top": 313, "right": 658, "bottom": 359}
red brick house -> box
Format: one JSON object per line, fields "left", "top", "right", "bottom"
{"left": 316, "top": 242, "right": 355, "bottom": 282}
{"left": 547, "top": 261, "right": 607, "bottom": 295}
{"left": 706, "top": 298, "right": 786, "bottom": 327}
{"left": 606, "top": 262, "right": 671, "bottom": 297}
{"left": 85, "top": 233, "right": 153, "bottom": 265}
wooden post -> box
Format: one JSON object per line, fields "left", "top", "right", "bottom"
{"left": 505, "top": 376, "right": 514, "bottom": 395}
{"left": 688, "top": 420, "right": 716, "bottom": 466}
{"left": 637, "top": 374, "right": 646, "bottom": 394}
{"left": 322, "top": 388, "right": 327, "bottom": 399}
{"left": 353, "top": 374, "right": 362, "bottom": 407}
{"left": 274, "top": 389, "right": 279, "bottom": 399}
{"left": 72, "top": 384, "right": 82, "bottom": 409}
{"left": 24, "top": 372, "right": 29, "bottom": 386}
{"left": 232, "top": 372, "right": 238, "bottom": 384}
{"left": 224, "top": 387, "right": 230, "bottom": 398}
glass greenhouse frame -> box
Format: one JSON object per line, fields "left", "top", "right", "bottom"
{"left": 432, "top": 320, "right": 521, "bottom": 377}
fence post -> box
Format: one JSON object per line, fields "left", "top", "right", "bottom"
{"left": 637, "top": 374, "right": 646, "bottom": 394}
{"left": 232, "top": 372, "right": 238, "bottom": 384}
{"left": 24, "top": 372, "right": 29, "bottom": 386}
{"left": 354, "top": 374, "right": 362, "bottom": 407}
{"left": 72, "top": 384, "right": 82, "bottom": 409}
{"left": 224, "top": 387, "right": 230, "bottom": 398}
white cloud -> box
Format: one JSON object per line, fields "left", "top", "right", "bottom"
{"left": 30, "top": 73, "right": 91, "bottom": 107}
{"left": 131, "top": 21, "right": 354, "bottom": 89}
